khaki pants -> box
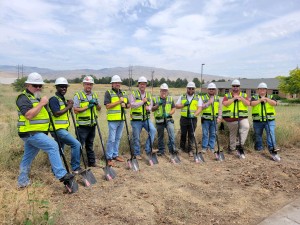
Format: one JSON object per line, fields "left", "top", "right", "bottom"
{"left": 226, "top": 119, "right": 250, "bottom": 151}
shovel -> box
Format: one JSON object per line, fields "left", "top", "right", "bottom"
{"left": 211, "top": 103, "right": 225, "bottom": 161}
{"left": 143, "top": 104, "right": 158, "bottom": 166}
{"left": 122, "top": 108, "right": 139, "bottom": 171}
{"left": 68, "top": 106, "right": 96, "bottom": 187}
{"left": 93, "top": 109, "right": 116, "bottom": 180}
{"left": 190, "top": 117, "right": 205, "bottom": 163}
{"left": 47, "top": 107, "right": 79, "bottom": 194}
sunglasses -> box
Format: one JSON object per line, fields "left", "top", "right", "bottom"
{"left": 57, "top": 85, "right": 68, "bottom": 88}
{"left": 32, "top": 84, "right": 43, "bottom": 88}
{"left": 208, "top": 89, "right": 215, "bottom": 90}
{"left": 188, "top": 88, "right": 195, "bottom": 90}
{"left": 232, "top": 85, "right": 240, "bottom": 88}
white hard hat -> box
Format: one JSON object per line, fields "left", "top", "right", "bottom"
{"left": 160, "top": 83, "right": 169, "bottom": 90}
{"left": 187, "top": 82, "right": 196, "bottom": 88}
{"left": 257, "top": 82, "right": 268, "bottom": 89}
{"left": 138, "top": 76, "right": 147, "bottom": 83}
{"left": 110, "top": 75, "right": 122, "bottom": 83}
{"left": 207, "top": 83, "right": 217, "bottom": 89}
{"left": 25, "top": 72, "right": 44, "bottom": 85}
{"left": 82, "top": 75, "right": 94, "bottom": 84}
{"left": 55, "top": 77, "right": 69, "bottom": 86}
{"left": 231, "top": 79, "right": 241, "bottom": 86}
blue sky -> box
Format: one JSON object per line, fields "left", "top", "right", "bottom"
{"left": 0, "top": 0, "right": 299, "bottom": 78}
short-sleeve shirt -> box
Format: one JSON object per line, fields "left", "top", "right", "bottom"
{"left": 104, "top": 88, "right": 125, "bottom": 105}
{"left": 16, "top": 89, "right": 35, "bottom": 116}
{"left": 49, "top": 92, "right": 66, "bottom": 114}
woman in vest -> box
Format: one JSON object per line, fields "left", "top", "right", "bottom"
{"left": 129, "top": 76, "right": 157, "bottom": 160}
{"left": 152, "top": 83, "right": 176, "bottom": 156}
{"left": 104, "top": 75, "right": 130, "bottom": 166}
{"left": 49, "top": 77, "right": 82, "bottom": 173}
{"left": 250, "top": 82, "right": 280, "bottom": 161}
{"left": 73, "top": 76, "right": 101, "bottom": 167}
{"left": 175, "top": 82, "right": 202, "bottom": 157}
{"left": 222, "top": 79, "right": 250, "bottom": 159}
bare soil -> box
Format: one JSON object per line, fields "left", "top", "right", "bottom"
{"left": 42, "top": 146, "right": 300, "bottom": 225}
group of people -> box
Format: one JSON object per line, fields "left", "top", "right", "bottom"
{"left": 16, "top": 72, "right": 281, "bottom": 192}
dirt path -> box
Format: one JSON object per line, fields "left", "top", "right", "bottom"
{"left": 44, "top": 147, "right": 300, "bottom": 225}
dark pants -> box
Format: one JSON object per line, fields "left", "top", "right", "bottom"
{"left": 77, "top": 125, "right": 96, "bottom": 166}
{"left": 180, "top": 117, "right": 197, "bottom": 152}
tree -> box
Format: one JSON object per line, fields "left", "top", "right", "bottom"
{"left": 278, "top": 68, "right": 300, "bottom": 95}
{"left": 193, "top": 78, "right": 201, "bottom": 88}
{"left": 12, "top": 77, "right": 27, "bottom": 92}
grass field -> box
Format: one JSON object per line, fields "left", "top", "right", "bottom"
{"left": 0, "top": 83, "right": 300, "bottom": 224}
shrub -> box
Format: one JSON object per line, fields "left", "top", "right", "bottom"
{"left": 12, "top": 77, "right": 27, "bottom": 92}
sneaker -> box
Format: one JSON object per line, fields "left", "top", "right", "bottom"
{"left": 107, "top": 160, "right": 115, "bottom": 167}
{"left": 113, "top": 156, "right": 125, "bottom": 162}
{"left": 88, "top": 162, "right": 101, "bottom": 168}
{"left": 202, "top": 148, "right": 207, "bottom": 153}
{"left": 271, "top": 154, "right": 281, "bottom": 162}
{"left": 189, "top": 151, "right": 194, "bottom": 157}
{"left": 237, "top": 150, "right": 246, "bottom": 159}
{"left": 210, "top": 149, "right": 215, "bottom": 153}
{"left": 17, "top": 180, "right": 31, "bottom": 189}
{"left": 72, "top": 167, "right": 83, "bottom": 174}
{"left": 151, "top": 149, "right": 159, "bottom": 153}
{"left": 135, "top": 155, "right": 142, "bottom": 160}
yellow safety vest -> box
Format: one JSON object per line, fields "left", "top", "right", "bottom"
{"left": 74, "top": 91, "right": 98, "bottom": 126}
{"left": 17, "top": 90, "right": 49, "bottom": 133}
{"left": 49, "top": 95, "right": 70, "bottom": 131}
{"left": 251, "top": 95, "right": 276, "bottom": 121}
{"left": 106, "top": 89, "right": 128, "bottom": 121}
{"left": 180, "top": 94, "right": 199, "bottom": 118}
{"left": 130, "top": 90, "right": 152, "bottom": 121}
{"left": 153, "top": 96, "right": 173, "bottom": 123}
{"left": 201, "top": 94, "right": 220, "bottom": 120}
{"left": 222, "top": 92, "right": 248, "bottom": 118}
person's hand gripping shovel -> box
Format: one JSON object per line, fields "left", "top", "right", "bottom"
{"left": 47, "top": 106, "right": 79, "bottom": 193}
{"left": 68, "top": 101, "right": 96, "bottom": 187}
{"left": 211, "top": 103, "right": 225, "bottom": 161}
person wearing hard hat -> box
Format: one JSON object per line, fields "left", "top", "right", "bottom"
{"left": 104, "top": 75, "right": 130, "bottom": 166}
{"left": 73, "top": 75, "right": 101, "bottom": 167}
{"left": 222, "top": 79, "right": 250, "bottom": 159}
{"left": 175, "top": 81, "right": 202, "bottom": 157}
{"left": 152, "top": 83, "right": 176, "bottom": 156}
{"left": 49, "top": 77, "right": 82, "bottom": 173}
{"left": 16, "top": 72, "right": 75, "bottom": 192}
{"left": 198, "top": 82, "right": 222, "bottom": 154}
{"left": 250, "top": 82, "right": 280, "bottom": 161}
{"left": 129, "top": 76, "right": 157, "bottom": 160}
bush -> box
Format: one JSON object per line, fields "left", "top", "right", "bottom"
{"left": 12, "top": 77, "right": 27, "bottom": 92}
{"left": 281, "top": 98, "right": 300, "bottom": 104}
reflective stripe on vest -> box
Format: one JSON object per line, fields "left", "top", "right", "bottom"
{"left": 130, "top": 90, "right": 152, "bottom": 121}
{"left": 49, "top": 95, "right": 70, "bottom": 131}
{"left": 17, "top": 90, "right": 50, "bottom": 133}
{"left": 251, "top": 95, "right": 276, "bottom": 121}
{"left": 222, "top": 92, "right": 248, "bottom": 118}
{"left": 107, "top": 90, "right": 128, "bottom": 121}
{"left": 153, "top": 96, "right": 173, "bottom": 123}
{"left": 180, "top": 94, "right": 199, "bottom": 118}
{"left": 201, "top": 94, "right": 220, "bottom": 120}
{"left": 74, "top": 91, "right": 98, "bottom": 126}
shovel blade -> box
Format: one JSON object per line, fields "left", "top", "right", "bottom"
{"left": 194, "top": 152, "right": 205, "bottom": 163}
{"left": 170, "top": 153, "right": 181, "bottom": 164}
{"left": 147, "top": 153, "right": 159, "bottom": 166}
{"left": 65, "top": 177, "right": 79, "bottom": 194}
{"left": 103, "top": 166, "right": 116, "bottom": 181}
{"left": 127, "top": 159, "right": 139, "bottom": 171}
{"left": 218, "top": 151, "right": 225, "bottom": 161}
{"left": 80, "top": 169, "right": 97, "bottom": 186}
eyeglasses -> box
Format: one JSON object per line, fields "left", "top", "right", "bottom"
{"left": 188, "top": 88, "right": 195, "bottom": 90}
{"left": 232, "top": 85, "right": 240, "bottom": 88}
{"left": 208, "top": 89, "right": 215, "bottom": 90}
{"left": 57, "top": 85, "right": 68, "bottom": 88}
{"left": 32, "top": 84, "right": 43, "bottom": 88}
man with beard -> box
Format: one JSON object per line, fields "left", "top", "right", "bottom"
{"left": 152, "top": 83, "right": 176, "bottom": 156}
{"left": 49, "top": 77, "right": 82, "bottom": 173}
{"left": 73, "top": 76, "right": 101, "bottom": 167}
{"left": 104, "top": 75, "right": 130, "bottom": 166}
{"left": 222, "top": 79, "right": 250, "bottom": 159}
{"left": 16, "top": 72, "right": 75, "bottom": 192}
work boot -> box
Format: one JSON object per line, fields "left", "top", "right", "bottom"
{"left": 60, "top": 173, "right": 77, "bottom": 193}
{"left": 72, "top": 167, "right": 83, "bottom": 175}
{"left": 107, "top": 160, "right": 115, "bottom": 167}
{"left": 135, "top": 155, "right": 142, "bottom": 160}
{"left": 113, "top": 156, "right": 125, "bottom": 162}
{"left": 189, "top": 151, "right": 194, "bottom": 157}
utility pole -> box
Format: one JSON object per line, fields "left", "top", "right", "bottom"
{"left": 17, "top": 65, "right": 20, "bottom": 79}
{"left": 200, "top": 63, "right": 205, "bottom": 92}
{"left": 151, "top": 70, "right": 154, "bottom": 95}
{"left": 128, "top": 65, "right": 133, "bottom": 91}
{"left": 21, "top": 64, "right": 24, "bottom": 77}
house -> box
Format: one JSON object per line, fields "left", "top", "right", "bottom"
{"left": 202, "top": 78, "right": 287, "bottom": 98}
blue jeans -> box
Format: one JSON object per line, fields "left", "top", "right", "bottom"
{"left": 18, "top": 133, "right": 67, "bottom": 187}
{"left": 106, "top": 121, "right": 124, "bottom": 159}
{"left": 131, "top": 119, "right": 157, "bottom": 155}
{"left": 253, "top": 120, "right": 276, "bottom": 151}
{"left": 201, "top": 119, "right": 216, "bottom": 150}
{"left": 52, "top": 129, "right": 81, "bottom": 171}
{"left": 156, "top": 120, "right": 175, "bottom": 154}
